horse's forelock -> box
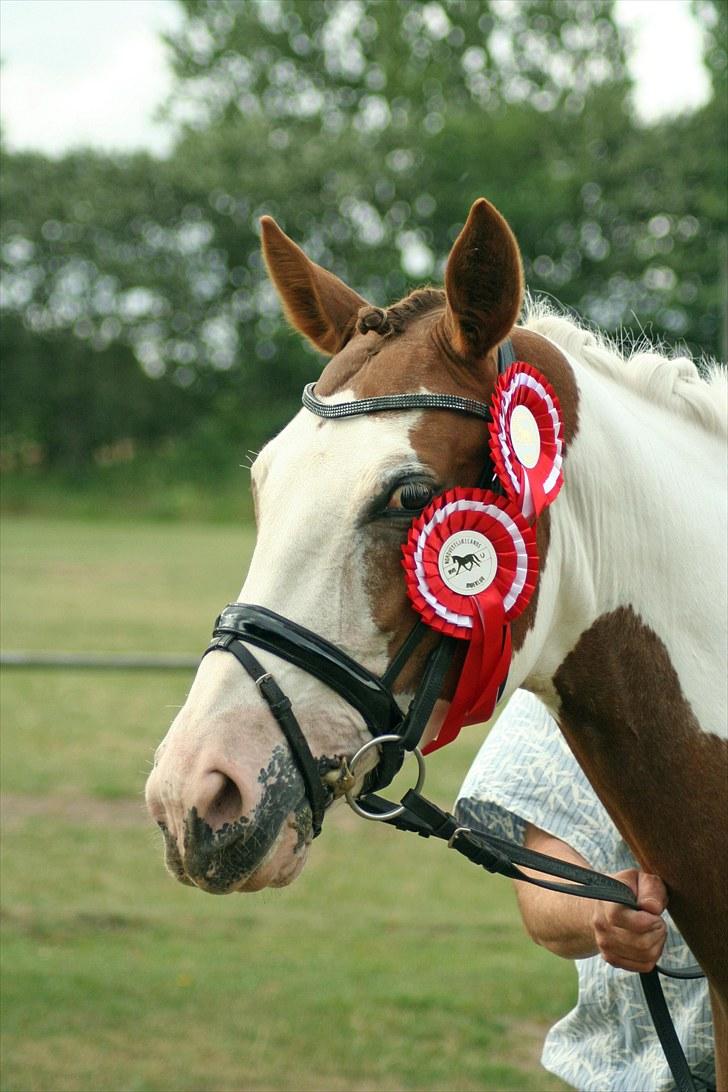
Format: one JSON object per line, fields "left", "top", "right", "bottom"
{"left": 382, "top": 287, "right": 446, "bottom": 333}
{"left": 355, "top": 290, "right": 447, "bottom": 340}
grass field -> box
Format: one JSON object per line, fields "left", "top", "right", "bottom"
{"left": 1, "top": 516, "right": 573, "bottom": 1092}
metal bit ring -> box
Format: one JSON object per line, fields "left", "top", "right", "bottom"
{"left": 344, "top": 733, "right": 426, "bottom": 821}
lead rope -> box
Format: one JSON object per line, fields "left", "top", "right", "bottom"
{"left": 356, "top": 786, "right": 704, "bottom": 1092}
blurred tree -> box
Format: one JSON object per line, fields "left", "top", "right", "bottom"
{"left": 0, "top": 0, "right": 724, "bottom": 480}
{"left": 694, "top": 0, "right": 727, "bottom": 96}
{"left": 0, "top": 151, "right": 222, "bottom": 469}
{"left": 164, "top": 0, "right": 629, "bottom": 133}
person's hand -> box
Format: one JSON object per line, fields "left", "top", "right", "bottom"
{"left": 592, "top": 869, "right": 668, "bottom": 972}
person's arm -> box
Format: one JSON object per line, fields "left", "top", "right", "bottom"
{"left": 514, "top": 822, "right": 669, "bottom": 973}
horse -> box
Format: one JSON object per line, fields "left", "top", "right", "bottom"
{"left": 145, "top": 198, "right": 728, "bottom": 1082}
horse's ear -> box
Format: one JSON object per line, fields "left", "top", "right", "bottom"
{"left": 260, "top": 217, "right": 369, "bottom": 355}
{"left": 442, "top": 198, "right": 523, "bottom": 362}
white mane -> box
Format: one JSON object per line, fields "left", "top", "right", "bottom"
{"left": 523, "top": 299, "right": 728, "bottom": 437}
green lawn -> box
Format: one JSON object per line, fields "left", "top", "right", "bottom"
{"left": 1, "top": 516, "right": 573, "bottom": 1091}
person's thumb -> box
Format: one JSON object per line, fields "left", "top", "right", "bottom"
{"left": 637, "top": 872, "right": 668, "bottom": 916}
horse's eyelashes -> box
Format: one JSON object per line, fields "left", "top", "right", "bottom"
{"left": 387, "top": 481, "right": 435, "bottom": 512}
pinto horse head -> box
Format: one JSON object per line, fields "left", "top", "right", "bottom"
{"left": 145, "top": 199, "right": 727, "bottom": 1051}
{"left": 146, "top": 197, "right": 540, "bottom": 888}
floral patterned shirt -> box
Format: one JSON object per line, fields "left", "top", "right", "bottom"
{"left": 455, "top": 689, "right": 715, "bottom": 1092}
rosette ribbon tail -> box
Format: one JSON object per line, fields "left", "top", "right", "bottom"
{"left": 465, "top": 607, "right": 512, "bottom": 728}
{"left": 423, "top": 586, "right": 508, "bottom": 755}
{"left": 525, "top": 448, "right": 557, "bottom": 522}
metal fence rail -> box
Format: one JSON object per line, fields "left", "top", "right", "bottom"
{"left": 0, "top": 652, "right": 198, "bottom": 670}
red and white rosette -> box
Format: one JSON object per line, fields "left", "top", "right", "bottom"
{"left": 402, "top": 487, "right": 538, "bottom": 636}
{"left": 402, "top": 488, "right": 538, "bottom": 753}
{"left": 489, "top": 362, "right": 564, "bottom": 522}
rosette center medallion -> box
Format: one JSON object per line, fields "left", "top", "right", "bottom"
{"left": 437, "top": 531, "right": 497, "bottom": 596}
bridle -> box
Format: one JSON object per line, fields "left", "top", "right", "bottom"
{"left": 202, "top": 339, "right": 517, "bottom": 836}
{"left": 200, "top": 335, "right": 708, "bottom": 1092}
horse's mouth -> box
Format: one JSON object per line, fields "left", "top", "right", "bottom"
{"left": 158, "top": 800, "right": 311, "bottom": 894}
{"left": 153, "top": 745, "right": 314, "bottom": 893}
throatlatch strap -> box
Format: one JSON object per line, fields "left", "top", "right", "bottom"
{"left": 399, "top": 636, "right": 461, "bottom": 751}
{"left": 380, "top": 620, "right": 428, "bottom": 689}
{"left": 497, "top": 337, "right": 518, "bottom": 370}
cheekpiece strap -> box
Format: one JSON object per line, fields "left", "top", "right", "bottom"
{"left": 202, "top": 635, "right": 329, "bottom": 836}
{"left": 497, "top": 337, "right": 518, "bottom": 371}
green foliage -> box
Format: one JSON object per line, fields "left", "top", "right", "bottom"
{"left": 694, "top": 0, "right": 727, "bottom": 96}
{"left": 0, "top": 0, "right": 725, "bottom": 497}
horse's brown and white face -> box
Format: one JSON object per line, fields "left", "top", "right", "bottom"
{"left": 146, "top": 199, "right": 535, "bottom": 893}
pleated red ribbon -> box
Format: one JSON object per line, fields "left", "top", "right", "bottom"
{"left": 489, "top": 362, "right": 564, "bottom": 522}
{"left": 402, "top": 488, "right": 537, "bottom": 752}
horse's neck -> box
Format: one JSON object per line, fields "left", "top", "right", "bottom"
{"left": 527, "top": 357, "right": 728, "bottom": 983}
{"left": 545, "top": 358, "right": 727, "bottom": 738}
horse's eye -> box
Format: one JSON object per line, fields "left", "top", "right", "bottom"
{"left": 387, "top": 481, "right": 435, "bottom": 512}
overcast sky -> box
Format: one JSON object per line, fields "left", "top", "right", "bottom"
{"left": 0, "top": 0, "right": 714, "bottom": 158}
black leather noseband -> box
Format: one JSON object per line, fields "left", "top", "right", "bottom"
{"left": 201, "top": 626, "right": 330, "bottom": 836}
{"left": 212, "top": 604, "right": 404, "bottom": 735}
{"left": 202, "top": 603, "right": 408, "bottom": 835}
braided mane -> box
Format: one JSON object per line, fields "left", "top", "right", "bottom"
{"left": 364, "top": 285, "right": 726, "bottom": 437}
{"left": 523, "top": 299, "right": 727, "bottom": 438}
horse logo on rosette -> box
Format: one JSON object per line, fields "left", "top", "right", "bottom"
{"left": 438, "top": 530, "right": 497, "bottom": 596}
{"left": 450, "top": 552, "right": 482, "bottom": 575}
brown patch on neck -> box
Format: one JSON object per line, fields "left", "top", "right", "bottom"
{"left": 553, "top": 605, "right": 728, "bottom": 991}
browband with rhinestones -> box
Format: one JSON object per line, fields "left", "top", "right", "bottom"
{"left": 302, "top": 383, "right": 492, "bottom": 421}
{"left": 301, "top": 340, "right": 517, "bottom": 422}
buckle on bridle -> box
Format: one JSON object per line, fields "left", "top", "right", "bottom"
{"left": 447, "top": 826, "right": 469, "bottom": 850}
{"left": 321, "top": 756, "right": 358, "bottom": 798}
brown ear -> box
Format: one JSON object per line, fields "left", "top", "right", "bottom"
{"left": 260, "top": 217, "right": 369, "bottom": 355}
{"left": 442, "top": 198, "right": 523, "bottom": 361}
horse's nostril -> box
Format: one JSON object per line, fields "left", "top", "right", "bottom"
{"left": 205, "top": 772, "right": 244, "bottom": 831}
